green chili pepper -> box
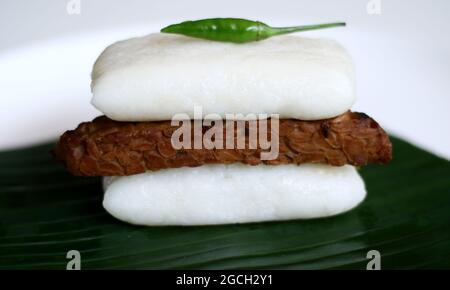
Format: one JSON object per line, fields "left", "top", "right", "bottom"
{"left": 161, "top": 18, "right": 345, "bottom": 43}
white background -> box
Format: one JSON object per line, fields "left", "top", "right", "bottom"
{"left": 1, "top": 0, "right": 449, "bottom": 159}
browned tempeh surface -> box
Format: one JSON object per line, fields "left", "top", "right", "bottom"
{"left": 53, "top": 111, "right": 392, "bottom": 176}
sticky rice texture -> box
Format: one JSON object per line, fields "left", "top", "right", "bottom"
{"left": 92, "top": 33, "right": 355, "bottom": 121}
{"left": 102, "top": 164, "right": 366, "bottom": 226}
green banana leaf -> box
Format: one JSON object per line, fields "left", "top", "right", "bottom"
{"left": 1, "top": 136, "right": 449, "bottom": 269}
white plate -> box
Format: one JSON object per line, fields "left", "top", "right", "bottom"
{"left": 1, "top": 0, "right": 449, "bottom": 159}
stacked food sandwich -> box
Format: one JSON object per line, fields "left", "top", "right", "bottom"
{"left": 54, "top": 19, "right": 392, "bottom": 226}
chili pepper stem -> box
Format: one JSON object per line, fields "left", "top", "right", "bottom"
{"left": 268, "top": 22, "right": 346, "bottom": 37}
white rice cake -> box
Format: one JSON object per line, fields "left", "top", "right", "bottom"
{"left": 102, "top": 164, "right": 366, "bottom": 226}
{"left": 92, "top": 33, "right": 355, "bottom": 121}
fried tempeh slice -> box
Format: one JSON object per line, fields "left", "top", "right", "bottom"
{"left": 53, "top": 111, "right": 392, "bottom": 176}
